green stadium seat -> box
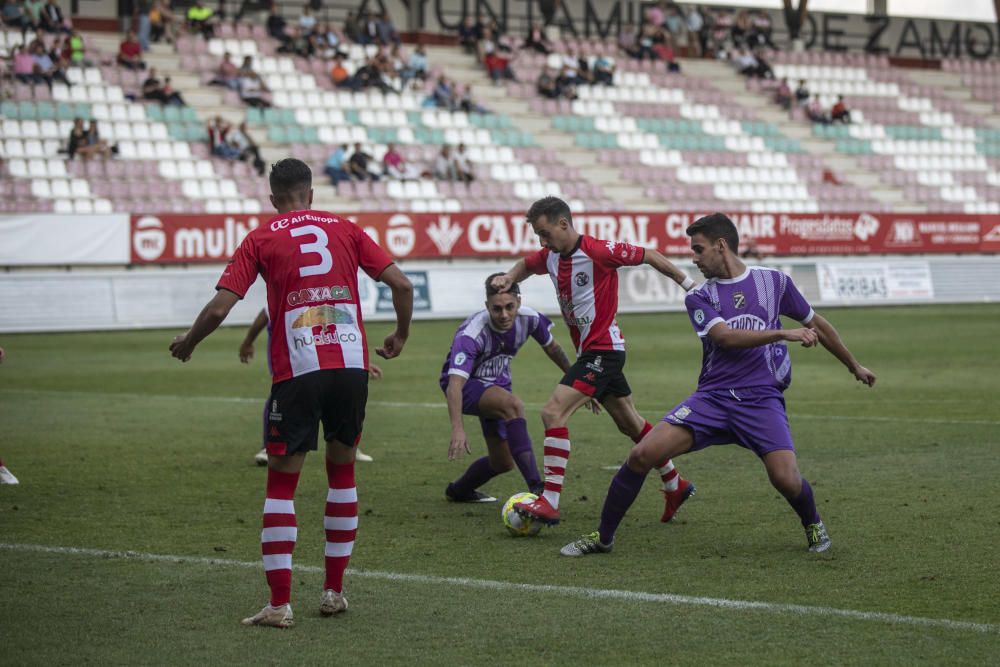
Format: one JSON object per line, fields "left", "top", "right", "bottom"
{"left": 268, "top": 126, "right": 288, "bottom": 143}
{"left": 246, "top": 108, "right": 263, "bottom": 124}
{"left": 35, "top": 103, "right": 55, "bottom": 120}
{"left": 144, "top": 105, "right": 164, "bottom": 122}
{"left": 0, "top": 101, "right": 17, "bottom": 118}
{"left": 17, "top": 101, "right": 36, "bottom": 120}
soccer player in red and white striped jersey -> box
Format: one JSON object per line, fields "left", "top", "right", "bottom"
{"left": 492, "top": 197, "right": 698, "bottom": 526}
{"left": 169, "top": 159, "right": 413, "bottom": 628}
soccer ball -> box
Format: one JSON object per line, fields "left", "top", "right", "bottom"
{"left": 502, "top": 492, "right": 543, "bottom": 537}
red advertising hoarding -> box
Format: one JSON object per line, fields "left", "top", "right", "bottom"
{"left": 130, "top": 211, "right": 1000, "bottom": 264}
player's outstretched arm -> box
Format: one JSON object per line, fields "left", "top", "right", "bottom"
{"left": 491, "top": 259, "right": 531, "bottom": 293}
{"left": 806, "top": 313, "right": 876, "bottom": 386}
{"left": 445, "top": 374, "right": 471, "bottom": 460}
{"left": 170, "top": 289, "right": 241, "bottom": 362}
{"left": 375, "top": 264, "right": 413, "bottom": 360}
{"left": 239, "top": 308, "right": 268, "bottom": 363}
{"left": 642, "top": 248, "right": 696, "bottom": 290}
{"left": 707, "top": 321, "right": 818, "bottom": 349}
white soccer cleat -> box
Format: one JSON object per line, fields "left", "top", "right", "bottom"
{"left": 320, "top": 589, "right": 348, "bottom": 616}
{"left": 355, "top": 449, "right": 373, "bottom": 462}
{"left": 254, "top": 448, "right": 268, "bottom": 466}
{"left": 0, "top": 465, "right": 19, "bottom": 485}
{"left": 241, "top": 603, "right": 293, "bottom": 628}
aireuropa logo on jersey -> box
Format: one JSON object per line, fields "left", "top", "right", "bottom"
{"left": 130, "top": 215, "right": 260, "bottom": 263}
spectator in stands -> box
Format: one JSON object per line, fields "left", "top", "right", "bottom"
{"left": 324, "top": 144, "right": 351, "bottom": 185}
{"left": 266, "top": 4, "right": 290, "bottom": 47}
{"left": 457, "top": 84, "right": 487, "bottom": 114}
{"left": 383, "top": 143, "right": 421, "bottom": 180}
{"left": 618, "top": 23, "right": 641, "bottom": 59}
{"left": 186, "top": 0, "right": 216, "bottom": 40}
{"left": 458, "top": 15, "right": 480, "bottom": 54}
{"left": 806, "top": 96, "right": 830, "bottom": 124}
{"left": 330, "top": 54, "right": 358, "bottom": 90}
{"left": 593, "top": 54, "right": 615, "bottom": 85}
{"left": 554, "top": 66, "right": 579, "bottom": 100}
{"left": 748, "top": 10, "right": 775, "bottom": 49}
{"left": 664, "top": 4, "right": 686, "bottom": 48}
{"left": 12, "top": 45, "right": 42, "bottom": 85}
{"left": 376, "top": 11, "right": 399, "bottom": 47}
{"left": 357, "top": 10, "right": 378, "bottom": 45}
{"left": 237, "top": 70, "right": 271, "bottom": 108}
{"left": 569, "top": 48, "right": 592, "bottom": 85}
{"left": 149, "top": 0, "right": 178, "bottom": 45}
{"left": 317, "top": 22, "right": 345, "bottom": 58}
{"left": 484, "top": 44, "right": 516, "bottom": 85}
{"left": 794, "top": 79, "right": 810, "bottom": 105}
{"left": 208, "top": 117, "right": 241, "bottom": 159}
{"left": 298, "top": 6, "right": 317, "bottom": 33}
{"left": 686, "top": 5, "right": 706, "bottom": 57}
{"left": 143, "top": 67, "right": 185, "bottom": 105}
{"left": 454, "top": 143, "right": 474, "bottom": 183}
{"left": 637, "top": 23, "right": 658, "bottom": 61}
{"left": 734, "top": 47, "right": 772, "bottom": 79}
{"left": 537, "top": 67, "right": 559, "bottom": 99}
{"left": 30, "top": 39, "right": 70, "bottom": 88}
{"left": 210, "top": 52, "right": 239, "bottom": 89}
{"left": 341, "top": 9, "right": 360, "bottom": 43}
{"left": 523, "top": 21, "right": 551, "bottom": 54}
{"left": 66, "top": 29, "right": 91, "bottom": 67}
{"left": 24, "top": 0, "right": 45, "bottom": 32}
{"left": 277, "top": 25, "right": 313, "bottom": 58}
{"left": 347, "top": 143, "right": 378, "bottom": 181}
{"left": 227, "top": 121, "right": 266, "bottom": 176}
{"left": 429, "top": 75, "right": 454, "bottom": 108}
{"left": 39, "top": 0, "right": 68, "bottom": 33}
{"left": 118, "top": 30, "right": 146, "bottom": 70}
{"left": 67, "top": 118, "right": 112, "bottom": 160}
{"left": 354, "top": 56, "right": 394, "bottom": 94}
{"left": 85, "top": 120, "right": 113, "bottom": 158}
{"left": 433, "top": 145, "right": 458, "bottom": 181}
{"left": 1, "top": 0, "right": 30, "bottom": 35}
{"left": 831, "top": 95, "right": 852, "bottom": 124}
{"left": 135, "top": 0, "right": 152, "bottom": 52}
{"left": 774, "top": 77, "right": 792, "bottom": 110}
{"left": 400, "top": 44, "right": 428, "bottom": 88}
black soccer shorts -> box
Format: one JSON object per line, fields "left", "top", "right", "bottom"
{"left": 558, "top": 350, "right": 631, "bottom": 400}
{"left": 265, "top": 368, "right": 368, "bottom": 456}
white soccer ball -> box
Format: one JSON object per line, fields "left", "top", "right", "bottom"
{"left": 501, "top": 492, "right": 543, "bottom": 537}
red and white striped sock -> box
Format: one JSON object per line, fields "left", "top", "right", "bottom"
{"left": 261, "top": 468, "right": 300, "bottom": 607}
{"left": 324, "top": 459, "right": 358, "bottom": 594}
{"left": 657, "top": 458, "right": 680, "bottom": 492}
{"left": 631, "top": 420, "right": 653, "bottom": 444}
{"left": 542, "top": 427, "right": 570, "bottom": 510}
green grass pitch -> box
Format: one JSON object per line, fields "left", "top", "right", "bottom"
{"left": 2, "top": 304, "right": 999, "bottom": 664}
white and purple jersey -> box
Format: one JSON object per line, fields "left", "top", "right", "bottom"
{"left": 439, "top": 306, "right": 554, "bottom": 389}
{"left": 685, "top": 266, "right": 814, "bottom": 392}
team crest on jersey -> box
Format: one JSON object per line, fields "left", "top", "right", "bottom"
{"left": 694, "top": 309, "right": 705, "bottom": 324}
{"left": 454, "top": 352, "right": 467, "bottom": 366}
{"left": 574, "top": 272, "right": 589, "bottom": 287}
{"left": 585, "top": 355, "right": 603, "bottom": 372}
{"left": 673, "top": 405, "right": 691, "bottom": 421}
{"left": 733, "top": 291, "right": 746, "bottom": 309}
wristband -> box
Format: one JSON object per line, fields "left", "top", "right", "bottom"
{"left": 681, "top": 277, "right": 696, "bottom": 291}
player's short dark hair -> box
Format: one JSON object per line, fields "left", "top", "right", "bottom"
{"left": 269, "top": 158, "right": 312, "bottom": 199}
{"left": 526, "top": 196, "right": 572, "bottom": 227}
{"left": 686, "top": 213, "right": 740, "bottom": 254}
{"left": 485, "top": 272, "right": 520, "bottom": 298}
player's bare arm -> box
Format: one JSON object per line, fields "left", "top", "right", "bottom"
{"left": 170, "top": 289, "right": 241, "bottom": 362}
{"left": 239, "top": 308, "right": 268, "bottom": 363}
{"left": 642, "top": 248, "right": 696, "bottom": 290}
{"left": 706, "top": 321, "right": 819, "bottom": 349}
{"left": 375, "top": 264, "right": 413, "bottom": 360}
{"left": 805, "top": 313, "right": 876, "bottom": 386}
{"left": 492, "top": 259, "right": 531, "bottom": 293}
{"left": 445, "top": 374, "right": 471, "bottom": 460}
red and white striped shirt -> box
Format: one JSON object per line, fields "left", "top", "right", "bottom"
{"left": 524, "top": 235, "right": 645, "bottom": 354}
{"left": 217, "top": 209, "right": 393, "bottom": 384}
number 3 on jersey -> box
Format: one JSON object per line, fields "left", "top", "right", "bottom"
{"left": 291, "top": 225, "right": 333, "bottom": 277}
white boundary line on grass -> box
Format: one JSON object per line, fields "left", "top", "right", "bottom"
{"left": 1, "top": 541, "right": 996, "bottom": 635}
{"left": 8, "top": 388, "right": 1000, "bottom": 427}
